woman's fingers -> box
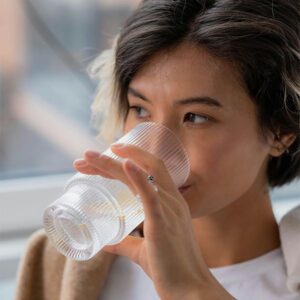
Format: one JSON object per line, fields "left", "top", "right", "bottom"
{"left": 73, "top": 151, "right": 138, "bottom": 195}
{"left": 75, "top": 145, "right": 186, "bottom": 209}
{"left": 102, "top": 234, "right": 143, "bottom": 265}
{"left": 78, "top": 152, "right": 164, "bottom": 220}
{"left": 123, "top": 158, "right": 189, "bottom": 221}
{"left": 123, "top": 158, "right": 165, "bottom": 220}
{"left": 73, "top": 159, "right": 114, "bottom": 178}
{"left": 111, "top": 144, "right": 181, "bottom": 194}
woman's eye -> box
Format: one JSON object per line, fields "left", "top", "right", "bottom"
{"left": 129, "top": 106, "right": 150, "bottom": 118}
{"left": 183, "top": 113, "right": 209, "bottom": 124}
{"left": 129, "top": 106, "right": 210, "bottom": 125}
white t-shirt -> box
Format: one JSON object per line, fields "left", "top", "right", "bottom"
{"left": 99, "top": 247, "right": 300, "bottom": 300}
{"left": 210, "top": 247, "right": 300, "bottom": 300}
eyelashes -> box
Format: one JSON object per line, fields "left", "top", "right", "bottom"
{"left": 183, "top": 112, "right": 209, "bottom": 124}
{"left": 128, "top": 105, "right": 212, "bottom": 125}
{"left": 128, "top": 106, "right": 149, "bottom": 118}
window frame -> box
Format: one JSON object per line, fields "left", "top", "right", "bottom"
{"left": 0, "top": 173, "right": 72, "bottom": 236}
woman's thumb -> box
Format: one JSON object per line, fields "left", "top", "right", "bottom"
{"left": 102, "top": 234, "right": 143, "bottom": 264}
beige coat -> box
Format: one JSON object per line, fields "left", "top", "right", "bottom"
{"left": 14, "top": 204, "right": 300, "bottom": 300}
{"left": 14, "top": 229, "right": 117, "bottom": 300}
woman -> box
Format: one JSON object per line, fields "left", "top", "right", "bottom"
{"left": 15, "top": 0, "right": 300, "bottom": 299}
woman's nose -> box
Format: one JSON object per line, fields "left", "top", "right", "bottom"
{"left": 156, "top": 120, "right": 183, "bottom": 142}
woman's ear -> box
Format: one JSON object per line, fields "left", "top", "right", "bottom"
{"left": 269, "top": 132, "right": 296, "bottom": 157}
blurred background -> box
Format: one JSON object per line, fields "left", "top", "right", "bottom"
{"left": 0, "top": 0, "right": 139, "bottom": 298}
{"left": 0, "top": 0, "right": 299, "bottom": 299}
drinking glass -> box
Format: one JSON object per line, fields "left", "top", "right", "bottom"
{"left": 43, "top": 122, "right": 190, "bottom": 260}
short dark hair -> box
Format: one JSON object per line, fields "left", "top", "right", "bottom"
{"left": 113, "top": 0, "right": 300, "bottom": 188}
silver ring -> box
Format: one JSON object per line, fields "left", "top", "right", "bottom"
{"left": 147, "top": 175, "right": 155, "bottom": 184}
{"left": 146, "top": 174, "right": 159, "bottom": 192}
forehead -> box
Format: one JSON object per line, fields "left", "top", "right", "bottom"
{"left": 129, "top": 42, "right": 249, "bottom": 110}
{"left": 134, "top": 42, "right": 227, "bottom": 81}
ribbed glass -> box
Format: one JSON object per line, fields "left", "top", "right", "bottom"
{"left": 43, "top": 122, "right": 190, "bottom": 260}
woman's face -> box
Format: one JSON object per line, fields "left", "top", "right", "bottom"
{"left": 124, "top": 42, "right": 273, "bottom": 218}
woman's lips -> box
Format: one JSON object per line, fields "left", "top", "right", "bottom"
{"left": 178, "top": 185, "right": 191, "bottom": 193}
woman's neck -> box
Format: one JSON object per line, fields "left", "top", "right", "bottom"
{"left": 192, "top": 191, "right": 280, "bottom": 268}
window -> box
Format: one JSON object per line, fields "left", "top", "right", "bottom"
{"left": 0, "top": 0, "right": 139, "bottom": 180}
{"left": 0, "top": 0, "right": 138, "bottom": 235}
{"left": 0, "top": 1, "right": 138, "bottom": 297}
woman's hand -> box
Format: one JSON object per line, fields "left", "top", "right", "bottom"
{"left": 73, "top": 144, "right": 235, "bottom": 300}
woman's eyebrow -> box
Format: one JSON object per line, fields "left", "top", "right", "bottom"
{"left": 128, "top": 87, "right": 223, "bottom": 109}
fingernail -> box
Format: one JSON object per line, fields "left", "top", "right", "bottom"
{"left": 111, "top": 143, "right": 125, "bottom": 149}
{"left": 85, "top": 150, "right": 101, "bottom": 158}
{"left": 74, "top": 159, "right": 87, "bottom": 166}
